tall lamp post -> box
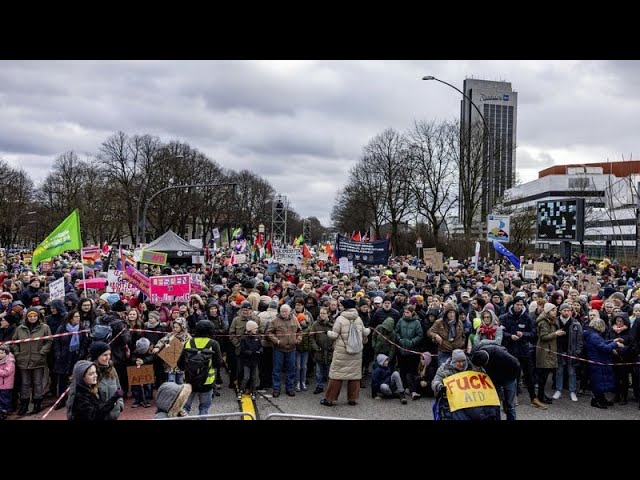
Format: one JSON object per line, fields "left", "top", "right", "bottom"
{"left": 140, "top": 182, "right": 237, "bottom": 244}
{"left": 415, "top": 237, "right": 423, "bottom": 260}
{"left": 421, "top": 75, "right": 493, "bottom": 213}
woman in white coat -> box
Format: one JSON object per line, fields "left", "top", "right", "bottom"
{"left": 321, "top": 298, "right": 370, "bottom": 406}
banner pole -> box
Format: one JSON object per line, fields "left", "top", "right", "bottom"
{"left": 80, "top": 250, "right": 87, "bottom": 298}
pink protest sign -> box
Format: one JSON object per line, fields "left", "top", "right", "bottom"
{"left": 149, "top": 274, "right": 191, "bottom": 304}
{"left": 123, "top": 265, "right": 150, "bottom": 297}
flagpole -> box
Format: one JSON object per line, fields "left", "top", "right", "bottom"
{"left": 81, "top": 250, "right": 88, "bottom": 298}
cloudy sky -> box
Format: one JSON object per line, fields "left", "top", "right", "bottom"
{"left": 1, "top": 60, "right": 638, "bottom": 225}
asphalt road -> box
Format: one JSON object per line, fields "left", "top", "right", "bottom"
{"left": 21, "top": 376, "right": 640, "bottom": 421}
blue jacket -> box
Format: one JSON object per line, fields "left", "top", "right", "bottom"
{"left": 583, "top": 327, "right": 616, "bottom": 395}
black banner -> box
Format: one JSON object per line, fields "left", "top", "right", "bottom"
{"left": 334, "top": 234, "right": 389, "bottom": 264}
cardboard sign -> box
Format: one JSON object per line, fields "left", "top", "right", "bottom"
{"left": 140, "top": 250, "right": 168, "bottom": 266}
{"left": 157, "top": 336, "right": 185, "bottom": 369}
{"left": 494, "top": 264, "right": 500, "bottom": 277}
{"left": 578, "top": 273, "right": 599, "bottom": 295}
{"left": 127, "top": 364, "right": 155, "bottom": 386}
{"left": 533, "top": 262, "right": 554, "bottom": 277}
{"left": 191, "top": 255, "right": 205, "bottom": 264}
{"left": 444, "top": 371, "right": 501, "bottom": 413}
{"left": 149, "top": 274, "right": 191, "bottom": 304}
{"left": 449, "top": 260, "right": 459, "bottom": 269}
{"left": 49, "top": 277, "right": 65, "bottom": 300}
{"left": 423, "top": 251, "right": 443, "bottom": 271}
{"left": 524, "top": 270, "right": 538, "bottom": 280}
{"left": 406, "top": 268, "right": 427, "bottom": 281}
{"left": 234, "top": 254, "right": 247, "bottom": 265}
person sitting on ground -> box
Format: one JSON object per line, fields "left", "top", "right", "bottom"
{"left": 371, "top": 354, "right": 407, "bottom": 404}
{"left": 153, "top": 381, "right": 192, "bottom": 419}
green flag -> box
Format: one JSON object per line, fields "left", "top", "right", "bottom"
{"left": 32, "top": 209, "right": 82, "bottom": 268}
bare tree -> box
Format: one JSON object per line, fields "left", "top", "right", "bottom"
{"left": 406, "top": 120, "right": 458, "bottom": 250}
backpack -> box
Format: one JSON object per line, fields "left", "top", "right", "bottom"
{"left": 346, "top": 320, "right": 363, "bottom": 354}
{"left": 91, "top": 323, "right": 113, "bottom": 342}
{"left": 182, "top": 339, "right": 215, "bottom": 389}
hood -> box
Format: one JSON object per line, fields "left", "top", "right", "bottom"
{"left": 340, "top": 309, "right": 359, "bottom": 321}
{"left": 613, "top": 311, "right": 630, "bottom": 327}
{"left": 380, "top": 316, "right": 395, "bottom": 332}
{"left": 172, "top": 317, "right": 188, "bottom": 333}
{"left": 155, "top": 382, "right": 192, "bottom": 417}
{"left": 376, "top": 354, "right": 389, "bottom": 366}
{"left": 72, "top": 360, "right": 94, "bottom": 386}
{"left": 49, "top": 299, "right": 67, "bottom": 316}
{"left": 479, "top": 308, "right": 499, "bottom": 326}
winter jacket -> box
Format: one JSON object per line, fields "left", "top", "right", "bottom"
{"left": 394, "top": 315, "right": 424, "bottom": 356}
{"left": 327, "top": 308, "right": 370, "bottom": 380}
{"left": 67, "top": 362, "right": 124, "bottom": 420}
{"left": 11, "top": 322, "right": 52, "bottom": 370}
{"left": 557, "top": 315, "right": 584, "bottom": 366}
{"left": 583, "top": 327, "right": 617, "bottom": 395}
{"left": 372, "top": 307, "right": 400, "bottom": 329}
{"left": 427, "top": 318, "right": 465, "bottom": 354}
{"left": 500, "top": 305, "right": 536, "bottom": 358}
{"left": 0, "top": 353, "right": 15, "bottom": 390}
{"left": 371, "top": 359, "right": 393, "bottom": 398}
{"left": 372, "top": 317, "right": 398, "bottom": 365}
{"left": 53, "top": 324, "right": 87, "bottom": 375}
{"left": 239, "top": 335, "right": 262, "bottom": 367}
{"left": 309, "top": 318, "right": 334, "bottom": 364}
{"left": 258, "top": 308, "right": 278, "bottom": 347}
{"left": 535, "top": 313, "right": 559, "bottom": 369}
{"left": 473, "top": 310, "right": 503, "bottom": 347}
{"left": 267, "top": 314, "right": 302, "bottom": 353}
{"left": 229, "top": 313, "right": 262, "bottom": 355}
{"left": 470, "top": 344, "right": 520, "bottom": 386}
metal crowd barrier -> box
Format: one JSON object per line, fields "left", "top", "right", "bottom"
{"left": 264, "top": 413, "right": 360, "bottom": 420}
{"left": 155, "top": 411, "right": 255, "bottom": 420}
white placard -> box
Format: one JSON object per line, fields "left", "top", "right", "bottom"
{"left": 234, "top": 254, "right": 247, "bottom": 265}
{"left": 106, "top": 269, "right": 141, "bottom": 295}
{"left": 339, "top": 257, "right": 352, "bottom": 273}
{"left": 449, "top": 259, "right": 459, "bottom": 269}
{"left": 524, "top": 270, "right": 538, "bottom": 280}
{"left": 189, "top": 239, "right": 203, "bottom": 249}
{"left": 49, "top": 277, "right": 65, "bottom": 301}
{"left": 191, "top": 255, "right": 205, "bottom": 264}
{"left": 487, "top": 214, "right": 510, "bottom": 243}
{"left": 212, "top": 228, "right": 220, "bottom": 239}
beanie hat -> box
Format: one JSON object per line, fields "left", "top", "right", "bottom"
{"left": 29, "top": 276, "right": 40, "bottom": 285}
{"left": 0, "top": 292, "right": 12, "bottom": 300}
{"left": 89, "top": 341, "right": 111, "bottom": 361}
{"left": 471, "top": 349, "right": 489, "bottom": 367}
{"left": 148, "top": 311, "right": 160, "bottom": 323}
{"left": 451, "top": 349, "right": 467, "bottom": 363}
{"left": 245, "top": 320, "right": 259, "bottom": 333}
{"left": 10, "top": 304, "right": 24, "bottom": 317}
{"left": 25, "top": 307, "right": 40, "bottom": 319}
{"left": 240, "top": 301, "right": 252, "bottom": 309}
{"left": 296, "top": 313, "right": 306, "bottom": 323}
{"left": 610, "top": 292, "right": 625, "bottom": 302}
{"left": 111, "top": 300, "right": 127, "bottom": 313}
{"left": 341, "top": 298, "right": 356, "bottom": 309}
{"left": 72, "top": 360, "right": 95, "bottom": 386}
{"left": 543, "top": 303, "right": 557, "bottom": 314}
{"left": 99, "top": 293, "right": 110, "bottom": 303}
{"left": 558, "top": 303, "right": 571, "bottom": 313}
{"left": 135, "top": 337, "right": 151, "bottom": 355}
{"left": 268, "top": 300, "right": 278, "bottom": 309}
{"left": 106, "top": 293, "right": 120, "bottom": 305}
{"left": 373, "top": 296, "right": 383, "bottom": 304}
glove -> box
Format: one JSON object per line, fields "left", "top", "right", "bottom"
{"left": 434, "top": 383, "right": 443, "bottom": 394}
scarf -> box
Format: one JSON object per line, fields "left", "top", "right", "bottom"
{"left": 66, "top": 323, "right": 80, "bottom": 352}
{"left": 447, "top": 319, "right": 457, "bottom": 342}
{"left": 479, "top": 323, "right": 497, "bottom": 339}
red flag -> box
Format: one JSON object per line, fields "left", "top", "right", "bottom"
{"left": 254, "top": 232, "right": 263, "bottom": 248}
{"left": 361, "top": 228, "right": 369, "bottom": 242}
{"left": 352, "top": 231, "right": 361, "bottom": 242}
{"left": 302, "top": 244, "right": 312, "bottom": 258}
{"left": 102, "top": 241, "right": 110, "bottom": 255}
{"left": 265, "top": 237, "right": 272, "bottom": 254}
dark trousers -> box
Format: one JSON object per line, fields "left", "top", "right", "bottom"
{"left": 537, "top": 368, "right": 554, "bottom": 400}
{"left": 518, "top": 355, "right": 536, "bottom": 400}
{"left": 397, "top": 354, "right": 420, "bottom": 388}
{"left": 258, "top": 346, "right": 273, "bottom": 389}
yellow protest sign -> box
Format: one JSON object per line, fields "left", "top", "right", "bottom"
{"left": 444, "top": 370, "right": 501, "bottom": 412}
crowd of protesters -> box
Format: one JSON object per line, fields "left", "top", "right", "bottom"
{"left": 0, "top": 247, "right": 639, "bottom": 420}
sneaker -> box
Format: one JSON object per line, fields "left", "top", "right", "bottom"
{"left": 250, "top": 393, "right": 256, "bottom": 401}
{"left": 131, "top": 402, "right": 141, "bottom": 408}
{"left": 570, "top": 392, "right": 578, "bottom": 402}
{"left": 411, "top": 392, "right": 421, "bottom": 400}
{"left": 530, "top": 398, "right": 548, "bottom": 410}
{"left": 143, "top": 401, "right": 151, "bottom": 408}
{"left": 237, "top": 394, "right": 242, "bottom": 400}
{"left": 374, "top": 395, "right": 382, "bottom": 400}
{"left": 295, "top": 383, "right": 301, "bottom": 392}
{"left": 301, "top": 383, "right": 307, "bottom": 391}
{"left": 400, "top": 396, "right": 408, "bottom": 405}
{"left": 286, "top": 390, "right": 296, "bottom": 397}
{"left": 272, "top": 390, "right": 280, "bottom": 398}
{"left": 313, "top": 386, "right": 323, "bottom": 394}
{"left": 552, "top": 390, "right": 562, "bottom": 400}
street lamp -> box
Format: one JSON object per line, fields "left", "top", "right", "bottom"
{"left": 415, "top": 237, "right": 423, "bottom": 259}
{"left": 140, "top": 182, "right": 238, "bottom": 244}
{"left": 135, "top": 154, "right": 184, "bottom": 245}
{"left": 421, "top": 75, "right": 493, "bottom": 213}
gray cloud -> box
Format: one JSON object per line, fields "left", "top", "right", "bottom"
{"left": 1, "top": 60, "right": 640, "bottom": 225}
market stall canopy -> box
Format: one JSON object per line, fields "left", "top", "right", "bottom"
{"left": 144, "top": 230, "right": 203, "bottom": 264}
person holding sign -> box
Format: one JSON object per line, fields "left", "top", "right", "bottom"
{"left": 152, "top": 317, "right": 192, "bottom": 385}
